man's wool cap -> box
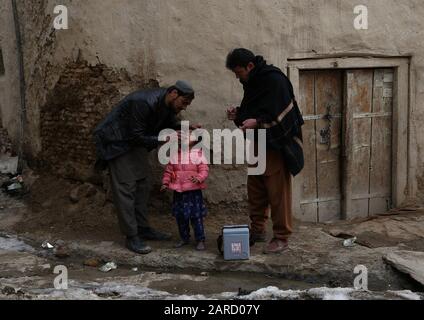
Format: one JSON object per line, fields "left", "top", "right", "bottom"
{"left": 174, "top": 80, "right": 195, "bottom": 94}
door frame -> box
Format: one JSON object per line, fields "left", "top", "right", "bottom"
{"left": 287, "top": 56, "right": 410, "bottom": 220}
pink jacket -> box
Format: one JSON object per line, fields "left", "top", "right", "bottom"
{"left": 162, "top": 149, "right": 209, "bottom": 193}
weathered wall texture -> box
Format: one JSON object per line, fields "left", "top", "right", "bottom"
{"left": 0, "top": 0, "right": 21, "bottom": 151}
{"left": 0, "top": 0, "right": 423, "bottom": 209}
{"left": 39, "top": 60, "right": 153, "bottom": 179}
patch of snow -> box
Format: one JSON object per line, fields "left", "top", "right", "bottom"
{"left": 214, "top": 291, "right": 238, "bottom": 299}
{"left": 34, "top": 288, "right": 102, "bottom": 300}
{"left": 238, "top": 286, "right": 302, "bottom": 300}
{"left": 0, "top": 236, "right": 35, "bottom": 253}
{"left": 4, "top": 279, "right": 424, "bottom": 301}
{"left": 388, "top": 290, "right": 422, "bottom": 300}
{"left": 164, "top": 294, "right": 210, "bottom": 300}
{"left": 239, "top": 286, "right": 356, "bottom": 300}
{"left": 307, "top": 287, "right": 355, "bottom": 300}
{"left": 21, "top": 279, "right": 229, "bottom": 300}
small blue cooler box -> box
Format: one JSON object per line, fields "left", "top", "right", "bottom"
{"left": 223, "top": 225, "right": 250, "bottom": 261}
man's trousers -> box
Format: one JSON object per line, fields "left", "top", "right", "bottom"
{"left": 108, "top": 147, "right": 151, "bottom": 237}
{"left": 247, "top": 149, "right": 293, "bottom": 240}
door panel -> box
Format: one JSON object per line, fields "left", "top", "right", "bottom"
{"left": 298, "top": 71, "right": 318, "bottom": 222}
{"left": 351, "top": 117, "right": 372, "bottom": 217}
{"left": 369, "top": 69, "right": 393, "bottom": 214}
{"left": 298, "top": 70, "right": 343, "bottom": 222}
{"left": 315, "top": 71, "right": 343, "bottom": 222}
{"left": 297, "top": 68, "right": 393, "bottom": 222}
{"left": 347, "top": 69, "right": 393, "bottom": 218}
{"left": 349, "top": 70, "right": 373, "bottom": 218}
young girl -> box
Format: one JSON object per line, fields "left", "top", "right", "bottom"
{"left": 161, "top": 133, "right": 209, "bottom": 251}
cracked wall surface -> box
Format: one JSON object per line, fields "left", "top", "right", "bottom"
{"left": 0, "top": 0, "right": 424, "bottom": 208}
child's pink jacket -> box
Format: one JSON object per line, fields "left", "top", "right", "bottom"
{"left": 162, "top": 149, "right": 209, "bottom": 193}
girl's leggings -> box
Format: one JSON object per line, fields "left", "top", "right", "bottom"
{"left": 176, "top": 215, "right": 205, "bottom": 242}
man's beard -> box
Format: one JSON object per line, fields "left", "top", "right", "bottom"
{"left": 170, "top": 100, "right": 180, "bottom": 114}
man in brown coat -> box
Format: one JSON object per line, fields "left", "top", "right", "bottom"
{"left": 226, "top": 48, "right": 304, "bottom": 254}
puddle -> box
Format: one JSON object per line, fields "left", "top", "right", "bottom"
{"left": 4, "top": 278, "right": 423, "bottom": 300}
{"left": 149, "top": 270, "right": 315, "bottom": 296}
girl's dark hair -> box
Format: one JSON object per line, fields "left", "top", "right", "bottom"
{"left": 226, "top": 48, "right": 256, "bottom": 70}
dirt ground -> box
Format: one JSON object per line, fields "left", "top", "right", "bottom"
{"left": 10, "top": 171, "right": 249, "bottom": 244}
{"left": 12, "top": 173, "right": 121, "bottom": 242}
{"left": 12, "top": 172, "right": 424, "bottom": 252}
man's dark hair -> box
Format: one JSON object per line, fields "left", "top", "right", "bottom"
{"left": 226, "top": 48, "right": 256, "bottom": 70}
{"left": 167, "top": 86, "right": 195, "bottom": 100}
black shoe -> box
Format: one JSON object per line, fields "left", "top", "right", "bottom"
{"left": 126, "top": 236, "right": 152, "bottom": 254}
{"left": 139, "top": 227, "right": 172, "bottom": 241}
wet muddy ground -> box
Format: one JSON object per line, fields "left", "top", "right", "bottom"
{"left": 0, "top": 233, "right": 422, "bottom": 300}
{"left": 1, "top": 173, "right": 424, "bottom": 300}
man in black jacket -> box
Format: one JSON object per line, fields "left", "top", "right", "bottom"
{"left": 226, "top": 49, "right": 304, "bottom": 254}
{"left": 94, "top": 81, "right": 196, "bottom": 254}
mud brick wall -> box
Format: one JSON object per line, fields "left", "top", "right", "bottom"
{"left": 39, "top": 60, "right": 151, "bottom": 180}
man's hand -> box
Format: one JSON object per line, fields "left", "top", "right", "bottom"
{"left": 160, "top": 185, "right": 168, "bottom": 193}
{"left": 240, "top": 119, "right": 258, "bottom": 131}
{"left": 227, "top": 107, "right": 238, "bottom": 121}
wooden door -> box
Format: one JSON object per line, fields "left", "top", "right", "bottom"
{"left": 297, "top": 69, "right": 393, "bottom": 222}
{"left": 345, "top": 69, "right": 393, "bottom": 219}
{"left": 298, "top": 70, "right": 343, "bottom": 222}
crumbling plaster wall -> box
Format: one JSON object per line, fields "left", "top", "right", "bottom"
{"left": 2, "top": 0, "right": 424, "bottom": 207}
{"left": 0, "top": 0, "right": 21, "bottom": 151}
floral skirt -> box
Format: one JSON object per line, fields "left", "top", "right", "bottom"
{"left": 172, "top": 190, "right": 208, "bottom": 219}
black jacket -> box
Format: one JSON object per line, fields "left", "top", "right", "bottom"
{"left": 235, "top": 56, "right": 305, "bottom": 176}
{"left": 93, "top": 88, "right": 180, "bottom": 161}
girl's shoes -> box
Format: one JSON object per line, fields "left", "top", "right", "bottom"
{"left": 174, "top": 240, "right": 190, "bottom": 248}
{"left": 174, "top": 240, "right": 206, "bottom": 251}
{"left": 195, "top": 241, "right": 206, "bottom": 251}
